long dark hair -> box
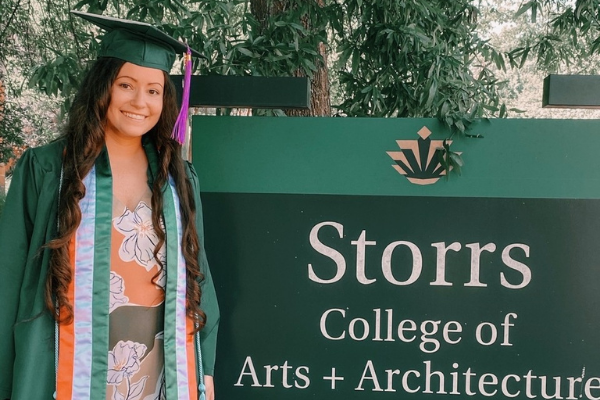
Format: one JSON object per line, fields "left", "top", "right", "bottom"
{"left": 45, "top": 57, "right": 205, "bottom": 331}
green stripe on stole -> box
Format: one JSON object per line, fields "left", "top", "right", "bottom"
{"left": 91, "top": 149, "right": 112, "bottom": 398}
{"left": 162, "top": 177, "right": 183, "bottom": 399}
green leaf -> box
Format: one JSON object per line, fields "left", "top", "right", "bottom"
{"left": 449, "top": 152, "right": 464, "bottom": 167}
{"left": 531, "top": 1, "right": 538, "bottom": 23}
{"left": 482, "top": 104, "right": 499, "bottom": 112}
{"left": 73, "top": 0, "right": 92, "bottom": 10}
{"left": 290, "top": 23, "right": 305, "bottom": 32}
{"left": 519, "top": 47, "right": 530, "bottom": 68}
{"left": 515, "top": 1, "right": 534, "bottom": 19}
{"left": 425, "top": 80, "right": 437, "bottom": 108}
{"left": 236, "top": 47, "right": 254, "bottom": 57}
{"left": 351, "top": 51, "right": 360, "bottom": 73}
{"left": 499, "top": 103, "right": 507, "bottom": 118}
{"left": 302, "top": 58, "right": 317, "bottom": 72}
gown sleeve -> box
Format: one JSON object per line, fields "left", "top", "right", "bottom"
{"left": 185, "top": 161, "right": 220, "bottom": 377}
{"left": 0, "top": 149, "right": 44, "bottom": 398}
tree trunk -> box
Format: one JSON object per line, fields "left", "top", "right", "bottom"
{"left": 250, "top": 0, "right": 330, "bottom": 116}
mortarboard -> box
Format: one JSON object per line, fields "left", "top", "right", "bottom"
{"left": 71, "top": 10, "right": 199, "bottom": 144}
{"left": 71, "top": 10, "right": 202, "bottom": 72}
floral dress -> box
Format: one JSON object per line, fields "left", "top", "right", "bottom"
{"left": 107, "top": 192, "right": 166, "bottom": 400}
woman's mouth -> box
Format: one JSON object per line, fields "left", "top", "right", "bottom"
{"left": 122, "top": 111, "right": 146, "bottom": 120}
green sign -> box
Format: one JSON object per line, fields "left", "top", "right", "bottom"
{"left": 193, "top": 117, "right": 600, "bottom": 399}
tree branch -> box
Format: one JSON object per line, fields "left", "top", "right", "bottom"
{"left": 66, "top": 0, "right": 82, "bottom": 61}
{"left": 0, "top": 0, "right": 22, "bottom": 44}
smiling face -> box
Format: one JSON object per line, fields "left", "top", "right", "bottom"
{"left": 104, "top": 62, "right": 165, "bottom": 142}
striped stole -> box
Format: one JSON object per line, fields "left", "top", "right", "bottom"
{"left": 56, "top": 149, "right": 198, "bottom": 399}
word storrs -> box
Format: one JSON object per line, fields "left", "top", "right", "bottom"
{"left": 307, "top": 221, "right": 532, "bottom": 289}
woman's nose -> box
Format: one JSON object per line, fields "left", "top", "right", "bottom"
{"left": 130, "top": 90, "right": 146, "bottom": 108}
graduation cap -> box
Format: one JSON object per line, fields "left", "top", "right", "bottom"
{"left": 72, "top": 10, "right": 199, "bottom": 143}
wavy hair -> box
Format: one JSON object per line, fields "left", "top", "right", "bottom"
{"left": 45, "top": 57, "right": 205, "bottom": 331}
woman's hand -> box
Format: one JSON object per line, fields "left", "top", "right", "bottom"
{"left": 205, "top": 375, "right": 214, "bottom": 400}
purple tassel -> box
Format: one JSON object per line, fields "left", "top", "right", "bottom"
{"left": 172, "top": 46, "right": 192, "bottom": 145}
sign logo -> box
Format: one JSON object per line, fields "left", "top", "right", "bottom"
{"left": 387, "top": 126, "right": 458, "bottom": 185}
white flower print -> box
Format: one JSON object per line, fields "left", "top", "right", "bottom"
{"left": 109, "top": 272, "right": 129, "bottom": 313}
{"left": 107, "top": 340, "right": 147, "bottom": 386}
{"left": 114, "top": 202, "right": 165, "bottom": 271}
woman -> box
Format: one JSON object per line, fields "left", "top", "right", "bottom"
{"left": 0, "top": 11, "right": 219, "bottom": 400}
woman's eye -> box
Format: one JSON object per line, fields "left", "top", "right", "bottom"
{"left": 149, "top": 89, "right": 161, "bottom": 95}
{"left": 119, "top": 83, "right": 132, "bottom": 89}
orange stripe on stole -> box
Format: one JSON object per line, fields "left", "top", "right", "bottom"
{"left": 57, "top": 239, "right": 77, "bottom": 399}
{"left": 187, "top": 316, "right": 198, "bottom": 399}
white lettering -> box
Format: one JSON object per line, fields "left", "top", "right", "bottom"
{"left": 443, "top": 321, "right": 462, "bottom": 345}
{"left": 420, "top": 321, "right": 441, "bottom": 354}
{"left": 423, "top": 360, "right": 447, "bottom": 394}
{"left": 355, "top": 360, "right": 384, "bottom": 391}
{"left": 431, "top": 242, "right": 462, "bottom": 286}
{"left": 235, "top": 356, "right": 262, "bottom": 387}
{"left": 351, "top": 230, "right": 377, "bottom": 284}
{"left": 585, "top": 378, "right": 600, "bottom": 400}
{"left": 385, "top": 369, "right": 400, "bottom": 392}
{"left": 402, "top": 370, "right": 421, "bottom": 393}
{"left": 308, "top": 222, "right": 346, "bottom": 284}
{"left": 501, "top": 313, "right": 517, "bottom": 346}
{"left": 349, "top": 318, "right": 370, "bottom": 341}
{"left": 320, "top": 308, "right": 346, "bottom": 340}
{"left": 476, "top": 322, "right": 498, "bottom": 346}
{"left": 295, "top": 366, "right": 310, "bottom": 389}
{"left": 382, "top": 241, "right": 423, "bottom": 285}
{"left": 501, "top": 244, "right": 532, "bottom": 289}
{"left": 479, "top": 373, "right": 499, "bottom": 396}
{"left": 465, "top": 243, "right": 496, "bottom": 287}
{"left": 501, "top": 374, "right": 521, "bottom": 398}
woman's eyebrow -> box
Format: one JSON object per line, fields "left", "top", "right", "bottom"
{"left": 116, "top": 75, "right": 137, "bottom": 82}
{"left": 116, "top": 75, "right": 164, "bottom": 87}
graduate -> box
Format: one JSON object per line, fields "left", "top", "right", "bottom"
{"left": 0, "top": 10, "right": 219, "bottom": 400}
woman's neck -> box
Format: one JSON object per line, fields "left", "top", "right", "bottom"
{"left": 104, "top": 134, "right": 150, "bottom": 210}
{"left": 104, "top": 133, "right": 144, "bottom": 159}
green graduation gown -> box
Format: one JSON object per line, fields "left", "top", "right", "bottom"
{"left": 0, "top": 138, "right": 219, "bottom": 399}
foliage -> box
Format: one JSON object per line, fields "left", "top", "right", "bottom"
{"left": 1, "top": 0, "right": 64, "bottom": 150}
{"left": 5, "top": 0, "right": 600, "bottom": 174}
{"left": 329, "top": 1, "right": 507, "bottom": 133}
{"left": 507, "top": 0, "right": 600, "bottom": 73}
{"left": 6, "top": 1, "right": 510, "bottom": 123}
{"left": 192, "top": 1, "right": 328, "bottom": 79}
{"left": 0, "top": 97, "right": 25, "bottom": 164}
{"left": 475, "top": 1, "right": 600, "bottom": 120}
